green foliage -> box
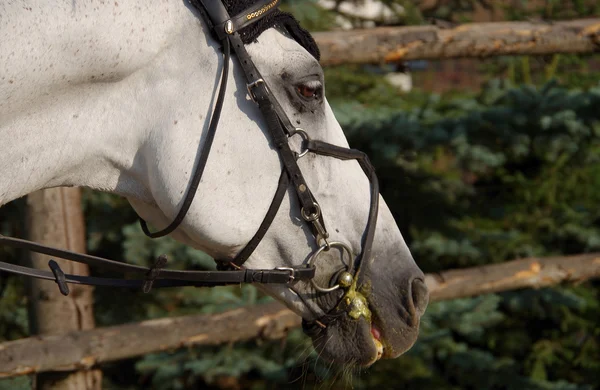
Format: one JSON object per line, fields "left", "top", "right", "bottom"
{"left": 0, "top": 377, "right": 31, "bottom": 390}
{"left": 0, "top": 277, "right": 28, "bottom": 341}
{"left": 502, "top": 0, "right": 600, "bottom": 21}
{"left": 330, "top": 78, "right": 600, "bottom": 389}
{"left": 0, "top": 199, "right": 28, "bottom": 343}
{"left": 335, "top": 79, "right": 600, "bottom": 266}
{"left": 281, "top": 0, "right": 338, "bottom": 31}
{"left": 135, "top": 334, "right": 299, "bottom": 389}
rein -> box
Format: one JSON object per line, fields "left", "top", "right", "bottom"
{"left": 0, "top": 0, "right": 379, "bottom": 325}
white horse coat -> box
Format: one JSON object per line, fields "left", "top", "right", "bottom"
{"left": 0, "top": 0, "right": 428, "bottom": 366}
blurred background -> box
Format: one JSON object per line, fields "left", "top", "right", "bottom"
{"left": 1, "top": 1, "right": 599, "bottom": 389}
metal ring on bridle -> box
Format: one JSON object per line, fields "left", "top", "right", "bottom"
{"left": 288, "top": 128, "right": 310, "bottom": 158}
{"left": 246, "top": 78, "right": 265, "bottom": 102}
{"left": 301, "top": 202, "right": 320, "bottom": 222}
{"left": 308, "top": 241, "right": 353, "bottom": 293}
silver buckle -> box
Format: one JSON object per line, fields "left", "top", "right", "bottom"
{"left": 275, "top": 267, "right": 295, "bottom": 283}
{"left": 246, "top": 79, "right": 265, "bottom": 102}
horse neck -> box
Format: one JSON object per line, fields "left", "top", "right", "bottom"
{"left": 0, "top": 1, "right": 210, "bottom": 206}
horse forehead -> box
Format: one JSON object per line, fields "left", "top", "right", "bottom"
{"left": 246, "top": 29, "right": 317, "bottom": 74}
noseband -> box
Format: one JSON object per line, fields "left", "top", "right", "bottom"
{"left": 0, "top": 0, "right": 379, "bottom": 324}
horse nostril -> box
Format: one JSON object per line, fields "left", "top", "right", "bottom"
{"left": 411, "top": 278, "right": 429, "bottom": 316}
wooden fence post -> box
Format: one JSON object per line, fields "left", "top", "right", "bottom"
{"left": 25, "top": 188, "right": 101, "bottom": 390}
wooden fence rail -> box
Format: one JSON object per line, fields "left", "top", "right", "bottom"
{"left": 1, "top": 252, "right": 599, "bottom": 377}
{"left": 314, "top": 18, "right": 600, "bottom": 65}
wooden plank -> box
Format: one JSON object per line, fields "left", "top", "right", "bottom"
{"left": 425, "top": 253, "right": 600, "bottom": 301}
{"left": 0, "top": 303, "right": 300, "bottom": 377}
{"left": 1, "top": 252, "right": 599, "bottom": 377}
{"left": 314, "top": 19, "right": 600, "bottom": 65}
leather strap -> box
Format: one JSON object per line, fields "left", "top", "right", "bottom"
{"left": 197, "top": 0, "right": 230, "bottom": 28}
{"left": 211, "top": 0, "right": 280, "bottom": 40}
{"left": 0, "top": 235, "right": 314, "bottom": 290}
{"left": 139, "top": 38, "right": 231, "bottom": 238}
{"left": 306, "top": 140, "right": 379, "bottom": 281}
{"left": 222, "top": 170, "right": 289, "bottom": 269}
{"left": 224, "top": 31, "right": 325, "bottom": 220}
{"left": 0, "top": 259, "right": 313, "bottom": 288}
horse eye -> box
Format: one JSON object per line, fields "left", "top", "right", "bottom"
{"left": 296, "top": 82, "right": 322, "bottom": 100}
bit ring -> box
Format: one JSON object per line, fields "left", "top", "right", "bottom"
{"left": 289, "top": 128, "right": 310, "bottom": 158}
{"left": 308, "top": 241, "right": 353, "bottom": 293}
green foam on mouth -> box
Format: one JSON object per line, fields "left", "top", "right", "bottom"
{"left": 340, "top": 277, "right": 372, "bottom": 321}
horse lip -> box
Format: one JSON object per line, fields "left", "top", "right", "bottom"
{"left": 371, "top": 323, "right": 382, "bottom": 341}
{"left": 357, "top": 322, "right": 384, "bottom": 367}
{"left": 370, "top": 323, "right": 384, "bottom": 363}
{"left": 370, "top": 301, "right": 422, "bottom": 359}
{"left": 356, "top": 307, "right": 384, "bottom": 366}
{"left": 368, "top": 303, "right": 406, "bottom": 359}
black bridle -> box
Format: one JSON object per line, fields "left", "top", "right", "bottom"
{"left": 0, "top": 0, "right": 379, "bottom": 322}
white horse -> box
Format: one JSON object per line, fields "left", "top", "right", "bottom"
{"left": 0, "top": 0, "right": 428, "bottom": 366}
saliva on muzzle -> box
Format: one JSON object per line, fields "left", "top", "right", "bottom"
{"left": 301, "top": 241, "right": 373, "bottom": 336}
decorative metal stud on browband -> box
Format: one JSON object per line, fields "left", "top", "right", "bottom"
{"left": 224, "top": 20, "right": 234, "bottom": 35}
{"left": 246, "top": 0, "right": 279, "bottom": 21}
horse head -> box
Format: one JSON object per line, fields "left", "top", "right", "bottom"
{"left": 129, "top": 1, "right": 428, "bottom": 366}
{"left": 0, "top": 0, "right": 428, "bottom": 367}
